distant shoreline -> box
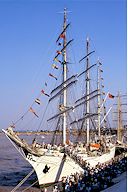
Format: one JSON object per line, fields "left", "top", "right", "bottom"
{"left": 0, "top": 130, "right": 55, "bottom": 136}
{"left": 0, "top": 129, "right": 119, "bottom": 136}
{"left": 0, "top": 129, "right": 88, "bottom": 136}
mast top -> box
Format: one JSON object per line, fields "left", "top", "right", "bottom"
{"left": 58, "top": 8, "right": 71, "bottom": 15}
{"left": 86, "top": 36, "right": 90, "bottom": 42}
{"left": 64, "top": 7, "right": 67, "bottom": 12}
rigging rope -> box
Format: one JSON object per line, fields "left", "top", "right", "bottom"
{"left": 10, "top": 169, "right": 35, "bottom": 192}
{"left": 10, "top": 152, "right": 62, "bottom": 192}
{"left": 21, "top": 162, "right": 61, "bottom": 192}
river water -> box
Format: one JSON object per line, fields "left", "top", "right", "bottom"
{"left": 0, "top": 133, "right": 46, "bottom": 187}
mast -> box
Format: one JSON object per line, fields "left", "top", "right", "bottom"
{"left": 117, "top": 92, "right": 123, "bottom": 142}
{"left": 86, "top": 37, "right": 90, "bottom": 145}
{"left": 97, "top": 61, "right": 101, "bottom": 139}
{"left": 112, "top": 92, "right": 127, "bottom": 143}
{"left": 101, "top": 73, "right": 107, "bottom": 135}
{"left": 62, "top": 8, "right": 67, "bottom": 145}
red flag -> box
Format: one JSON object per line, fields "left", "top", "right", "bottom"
{"left": 49, "top": 73, "right": 57, "bottom": 80}
{"left": 56, "top": 50, "right": 62, "bottom": 54}
{"left": 60, "top": 33, "right": 65, "bottom": 39}
{"left": 108, "top": 93, "right": 115, "bottom": 99}
{"left": 29, "top": 107, "right": 39, "bottom": 118}
{"left": 41, "top": 89, "right": 50, "bottom": 97}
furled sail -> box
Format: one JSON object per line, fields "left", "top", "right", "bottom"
{"left": 49, "top": 80, "right": 77, "bottom": 102}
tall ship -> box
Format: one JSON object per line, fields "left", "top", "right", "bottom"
{"left": 2, "top": 8, "right": 116, "bottom": 188}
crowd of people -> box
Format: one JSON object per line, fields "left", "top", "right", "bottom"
{"left": 51, "top": 152, "right": 127, "bottom": 192}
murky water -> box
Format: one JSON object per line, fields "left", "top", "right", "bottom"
{"left": 0, "top": 133, "right": 45, "bottom": 186}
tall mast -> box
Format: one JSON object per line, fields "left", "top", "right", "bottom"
{"left": 62, "top": 8, "right": 67, "bottom": 145}
{"left": 86, "top": 37, "right": 90, "bottom": 145}
{"left": 97, "top": 61, "right": 101, "bottom": 139}
{"left": 117, "top": 92, "right": 123, "bottom": 142}
{"left": 113, "top": 92, "right": 126, "bottom": 143}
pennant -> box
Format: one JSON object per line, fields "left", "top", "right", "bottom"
{"left": 54, "top": 58, "right": 62, "bottom": 63}
{"left": 29, "top": 107, "right": 39, "bottom": 118}
{"left": 49, "top": 73, "right": 57, "bottom": 80}
{"left": 56, "top": 50, "right": 62, "bottom": 54}
{"left": 41, "top": 89, "right": 50, "bottom": 97}
{"left": 60, "top": 33, "right": 65, "bottom": 39}
{"left": 59, "top": 104, "right": 65, "bottom": 111}
{"left": 35, "top": 98, "right": 41, "bottom": 105}
{"left": 56, "top": 23, "right": 70, "bottom": 43}
{"left": 108, "top": 93, "right": 115, "bottom": 99}
{"left": 52, "top": 64, "right": 59, "bottom": 69}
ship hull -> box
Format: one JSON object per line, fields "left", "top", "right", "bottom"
{"left": 82, "top": 146, "right": 115, "bottom": 167}
{"left": 25, "top": 146, "right": 115, "bottom": 187}
{"left": 2, "top": 129, "right": 116, "bottom": 187}
{"left": 25, "top": 152, "right": 84, "bottom": 186}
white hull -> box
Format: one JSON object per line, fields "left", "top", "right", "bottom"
{"left": 26, "top": 146, "right": 115, "bottom": 186}
{"left": 82, "top": 146, "right": 115, "bottom": 167}
{"left": 2, "top": 129, "right": 116, "bottom": 187}
{"left": 26, "top": 152, "right": 84, "bottom": 186}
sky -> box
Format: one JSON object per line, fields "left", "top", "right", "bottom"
{"left": 0, "top": 0, "right": 126, "bottom": 130}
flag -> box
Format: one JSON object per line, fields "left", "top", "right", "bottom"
{"left": 29, "top": 107, "right": 39, "bottom": 118}
{"left": 41, "top": 89, "right": 50, "bottom": 97}
{"left": 49, "top": 73, "right": 57, "bottom": 80}
{"left": 108, "top": 93, "right": 115, "bottom": 99}
{"left": 60, "top": 33, "right": 65, "bottom": 39}
{"left": 56, "top": 50, "right": 62, "bottom": 54}
{"left": 52, "top": 64, "right": 59, "bottom": 69}
{"left": 59, "top": 104, "right": 65, "bottom": 111}
{"left": 54, "top": 58, "right": 62, "bottom": 63}
{"left": 35, "top": 98, "right": 41, "bottom": 105}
